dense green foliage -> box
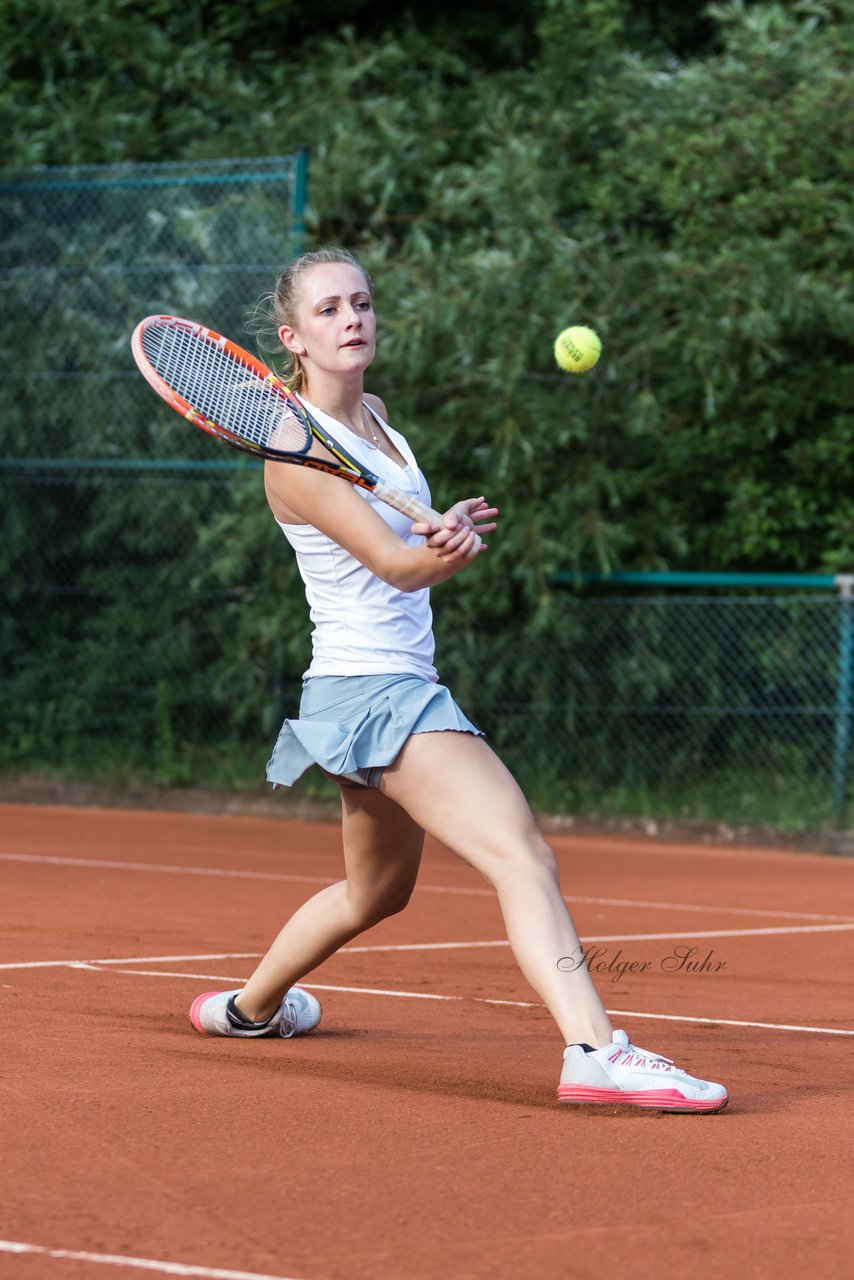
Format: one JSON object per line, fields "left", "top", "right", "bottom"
{"left": 4, "top": 1, "right": 849, "bottom": 576}
{"left": 2, "top": 0, "right": 854, "bottom": 822}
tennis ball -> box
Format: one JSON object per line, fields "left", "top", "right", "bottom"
{"left": 554, "top": 325, "right": 602, "bottom": 374}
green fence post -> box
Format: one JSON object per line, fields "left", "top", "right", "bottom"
{"left": 832, "top": 575, "right": 854, "bottom": 826}
{"left": 293, "top": 148, "right": 309, "bottom": 253}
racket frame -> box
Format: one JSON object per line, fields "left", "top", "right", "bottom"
{"left": 131, "top": 314, "right": 444, "bottom": 525}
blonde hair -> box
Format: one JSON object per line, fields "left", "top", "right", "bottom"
{"left": 267, "top": 246, "right": 373, "bottom": 393}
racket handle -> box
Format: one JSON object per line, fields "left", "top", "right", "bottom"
{"left": 372, "top": 480, "right": 483, "bottom": 553}
{"left": 373, "top": 480, "right": 444, "bottom": 526}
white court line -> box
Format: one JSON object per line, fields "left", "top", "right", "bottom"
{"left": 3, "top": 850, "right": 853, "bottom": 923}
{"left": 345, "top": 922, "right": 854, "bottom": 946}
{"left": 85, "top": 969, "right": 854, "bottom": 1037}
{"left": 607, "top": 1009, "right": 854, "bottom": 1036}
{"left": 0, "top": 1238, "right": 302, "bottom": 1279}
{"left": 3, "top": 921, "right": 854, "bottom": 973}
{"left": 313, "top": 987, "right": 854, "bottom": 1034}
{"left": 0, "top": 851, "right": 336, "bottom": 886}
{"left": 342, "top": 940, "right": 509, "bottom": 952}
{"left": 3, "top": 948, "right": 851, "bottom": 1036}
{"left": 567, "top": 895, "right": 854, "bottom": 923}
{"left": 0, "top": 953, "right": 262, "bottom": 972}
{"left": 580, "top": 923, "right": 854, "bottom": 940}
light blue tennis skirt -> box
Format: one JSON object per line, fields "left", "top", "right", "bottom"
{"left": 266, "top": 673, "right": 484, "bottom": 789}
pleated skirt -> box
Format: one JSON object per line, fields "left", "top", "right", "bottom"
{"left": 266, "top": 672, "right": 484, "bottom": 789}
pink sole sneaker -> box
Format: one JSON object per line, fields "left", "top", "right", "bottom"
{"left": 188, "top": 987, "right": 322, "bottom": 1037}
{"left": 558, "top": 1029, "right": 728, "bottom": 1113}
{"left": 557, "top": 1084, "right": 729, "bottom": 1112}
{"left": 189, "top": 991, "right": 220, "bottom": 1033}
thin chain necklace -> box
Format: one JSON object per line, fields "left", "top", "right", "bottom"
{"left": 362, "top": 404, "right": 383, "bottom": 448}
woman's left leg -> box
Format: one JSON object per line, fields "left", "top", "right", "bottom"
{"left": 376, "top": 730, "right": 614, "bottom": 1049}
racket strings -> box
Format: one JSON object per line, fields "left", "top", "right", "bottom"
{"left": 141, "top": 324, "right": 309, "bottom": 454}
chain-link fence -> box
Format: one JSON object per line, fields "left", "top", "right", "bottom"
{"left": 1, "top": 154, "right": 306, "bottom": 787}
{"left": 3, "top": 158, "right": 852, "bottom": 832}
{"left": 1, "top": 154, "right": 307, "bottom": 463}
{"left": 442, "top": 585, "right": 853, "bottom": 831}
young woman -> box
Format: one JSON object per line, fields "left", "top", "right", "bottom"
{"left": 190, "top": 248, "right": 728, "bottom": 1113}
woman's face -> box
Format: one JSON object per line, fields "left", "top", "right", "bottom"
{"left": 280, "top": 261, "right": 376, "bottom": 379}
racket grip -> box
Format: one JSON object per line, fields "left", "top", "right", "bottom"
{"left": 372, "top": 480, "right": 483, "bottom": 554}
{"left": 373, "top": 480, "right": 444, "bottom": 526}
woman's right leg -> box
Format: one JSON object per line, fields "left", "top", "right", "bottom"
{"left": 235, "top": 782, "right": 425, "bottom": 1023}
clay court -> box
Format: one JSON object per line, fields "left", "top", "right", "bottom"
{"left": 1, "top": 801, "right": 852, "bottom": 1279}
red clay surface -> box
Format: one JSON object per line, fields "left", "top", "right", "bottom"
{"left": 1, "top": 801, "right": 853, "bottom": 1280}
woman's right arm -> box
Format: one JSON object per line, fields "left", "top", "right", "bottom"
{"left": 265, "top": 462, "right": 495, "bottom": 593}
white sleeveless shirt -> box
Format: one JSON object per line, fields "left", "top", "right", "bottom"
{"left": 276, "top": 398, "right": 438, "bottom": 682}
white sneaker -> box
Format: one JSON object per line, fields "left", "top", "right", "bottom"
{"left": 189, "top": 988, "right": 322, "bottom": 1039}
{"left": 558, "top": 1030, "right": 728, "bottom": 1112}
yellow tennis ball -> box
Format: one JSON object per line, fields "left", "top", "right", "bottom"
{"left": 554, "top": 325, "right": 602, "bottom": 374}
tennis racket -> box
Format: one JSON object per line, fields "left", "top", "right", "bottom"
{"left": 130, "top": 314, "right": 445, "bottom": 526}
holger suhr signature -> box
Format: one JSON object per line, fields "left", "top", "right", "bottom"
{"left": 557, "top": 944, "right": 727, "bottom": 983}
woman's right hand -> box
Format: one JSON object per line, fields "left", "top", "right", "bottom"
{"left": 412, "top": 497, "right": 499, "bottom": 565}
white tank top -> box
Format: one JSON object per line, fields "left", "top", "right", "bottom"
{"left": 276, "top": 397, "right": 438, "bottom": 681}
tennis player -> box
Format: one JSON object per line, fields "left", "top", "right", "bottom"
{"left": 190, "top": 247, "right": 728, "bottom": 1113}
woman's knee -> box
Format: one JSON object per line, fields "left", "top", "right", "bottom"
{"left": 346, "top": 878, "right": 416, "bottom": 928}
{"left": 375, "top": 879, "right": 417, "bottom": 920}
{"left": 487, "top": 832, "right": 559, "bottom": 888}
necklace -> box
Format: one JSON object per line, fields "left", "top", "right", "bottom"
{"left": 362, "top": 405, "right": 382, "bottom": 448}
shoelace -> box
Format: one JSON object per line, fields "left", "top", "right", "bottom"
{"left": 620, "top": 1039, "right": 677, "bottom": 1070}
{"left": 632, "top": 1043, "right": 674, "bottom": 1064}
{"left": 278, "top": 997, "right": 300, "bottom": 1038}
